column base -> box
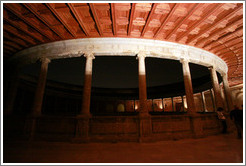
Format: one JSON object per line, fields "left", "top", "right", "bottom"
{"left": 73, "top": 114, "right": 91, "bottom": 143}
{"left": 138, "top": 113, "right": 152, "bottom": 141}
{"left": 189, "top": 114, "right": 204, "bottom": 138}
{"left": 24, "top": 115, "right": 40, "bottom": 141}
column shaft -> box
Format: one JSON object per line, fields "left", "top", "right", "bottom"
{"left": 209, "top": 67, "right": 224, "bottom": 109}
{"left": 181, "top": 59, "right": 195, "bottom": 113}
{"left": 222, "top": 74, "right": 234, "bottom": 111}
{"left": 80, "top": 53, "right": 95, "bottom": 116}
{"left": 201, "top": 92, "right": 207, "bottom": 112}
{"left": 137, "top": 53, "right": 148, "bottom": 116}
{"left": 32, "top": 58, "right": 50, "bottom": 116}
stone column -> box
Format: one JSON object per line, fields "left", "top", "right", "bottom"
{"left": 210, "top": 89, "right": 216, "bottom": 112}
{"left": 137, "top": 52, "right": 151, "bottom": 142}
{"left": 208, "top": 66, "right": 224, "bottom": 110}
{"left": 180, "top": 59, "right": 203, "bottom": 138}
{"left": 27, "top": 57, "right": 50, "bottom": 140}
{"left": 74, "top": 52, "right": 95, "bottom": 143}
{"left": 201, "top": 92, "right": 207, "bottom": 112}
{"left": 137, "top": 52, "right": 148, "bottom": 116}
{"left": 32, "top": 57, "right": 50, "bottom": 116}
{"left": 80, "top": 52, "right": 95, "bottom": 117}
{"left": 222, "top": 73, "right": 234, "bottom": 112}
{"left": 180, "top": 59, "right": 195, "bottom": 113}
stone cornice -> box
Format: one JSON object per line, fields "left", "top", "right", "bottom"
{"left": 12, "top": 37, "right": 228, "bottom": 75}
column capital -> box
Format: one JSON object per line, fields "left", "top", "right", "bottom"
{"left": 40, "top": 57, "right": 51, "bottom": 64}
{"left": 136, "top": 51, "right": 147, "bottom": 60}
{"left": 208, "top": 66, "right": 214, "bottom": 70}
{"left": 180, "top": 58, "right": 189, "bottom": 64}
{"left": 84, "top": 52, "right": 95, "bottom": 60}
{"left": 221, "top": 72, "right": 228, "bottom": 78}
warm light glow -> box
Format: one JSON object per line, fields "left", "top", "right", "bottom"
{"left": 184, "top": 100, "right": 187, "bottom": 109}
{"left": 135, "top": 105, "right": 138, "bottom": 110}
{"left": 159, "top": 103, "right": 163, "bottom": 109}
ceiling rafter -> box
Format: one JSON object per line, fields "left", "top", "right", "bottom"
{"left": 128, "top": 3, "right": 136, "bottom": 36}
{"left": 214, "top": 42, "right": 242, "bottom": 54}
{"left": 46, "top": 4, "right": 78, "bottom": 38}
{"left": 3, "top": 26, "right": 37, "bottom": 45}
{"left": 110, "top": 3, "right": 117, "bottom": 36}
{"left": 165, "top": 3, "right": 200, "bottom": 40}
{"left": 3, "top": 37, "right": 27, "bottom": 48}
{"left": 176, "top": 4, "right": 224, "bottom": 42}
{"left": 4, "top": 4, "right": 54, "bottom": 41}
{"left": 3, "top": 31, "right": 30, "bottom": 47}
{"left": 4, "top": 41, "right": 23, "bottom": 50}
{"left": 209, "top": 36, "right": 242, "bottom": 51}
{"left": 195, "top": 18, "right": 243, "bottom": 46}
{"left": 89, "top": 3, "right": 103, "bottom": 36}
{"left": 3, "top": 44, "right": 17, "bottom": 52}
{"left": 67, "top": 3, "right": 90, "bottom": 36}
{"left": 3, "top": 43, "right": 19, "bottom": 52}
{"left": 3, "top": 16, "right": 43, "bottom": 43}
{"left": 217, "top": 46, "right": 243, "bottom": 55}
{"left": 187, "top": 5, "right": 243, "bottom": 44}
{"left": 204, "top": 26, "right": 243, "bottom": 49}
{"left": 23, "top": 3, "right": 66, "bottom": 40}
{"left": 154, "top": 4, "right": 178, "bottom": 38}
{"left": 141, "top": 3, "right": 157, "bottom": 37}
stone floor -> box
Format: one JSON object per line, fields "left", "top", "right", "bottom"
{"left": 3, "top": 132, "right": 243, "bottom": 164}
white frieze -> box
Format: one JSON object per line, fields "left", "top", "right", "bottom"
{"left": 12, "top": 37, "right": 228, "bottom": 75}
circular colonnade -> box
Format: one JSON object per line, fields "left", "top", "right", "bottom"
{"left": 7, "top": 38, "right": 234, "bottom": 142}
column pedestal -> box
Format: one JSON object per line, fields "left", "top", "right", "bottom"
{"left": 72, "top": 115, "right": 91, "bottom": 143}
{"left": 189, "top": 114, "right": 204, "bottom": 138}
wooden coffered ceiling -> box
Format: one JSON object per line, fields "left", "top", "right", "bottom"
{"left": 3, "top": 3, "right": 244, "bottom": 86}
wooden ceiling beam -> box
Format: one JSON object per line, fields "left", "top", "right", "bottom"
{"left": 3, "top": 15, "right": 44, "bottom": 43}
{"left": 110, "top": 3, "right": 117, "bottom": 36}
{"left": 204, "top": 26, "right": 243, "bottom": 49}
{"left": 217, "top": 46, "right": 243, "bottom": 55}
{"left": 23, "top": 3, "right": 66, "bottom": 39}
{"left": 196, "top": 18, "right": 243, "bottom": 46}
{"left": 3, "top": 31, "right": 30, "bottom": 48}
{"left": 4, "top": 5, "right": 54, "bottom": 41}
{"left": 166, "top": 4, "right": 200, "bottom": 40}
{"left": 141, "top": 3, "right": 157, "bottom": 37}
{"left": 67, "top": 3, "right": 90, "bottom": 36}
{"left": 3, "top": 36, "right": 27, "bottom": 48}
{"left": 154, "top": 4, "right": 178, "bottom": 38}
{"left": 3, "top": 44, "right": 17, "bottom": 52}
{"left": 4, "top": 41, "right": 23, "bottom": 50}
{"left": 128, "top": 3, "right": 136, "bottom": 36}
{"left": 89, "top": 3, "right": 103, "bottom": 36}
{"left": 209, "top": 36, "right": 242, "bottom": 51}
{"left": 187, "top": 5, "right": 243, "bottom": 44}
{"left": 177, "top": 4, "right": 224, "bottom": 42}
{"left": 214, "top": 42, "right": 243, "bottom": 54}
{"left": 46, "top": 4, "right": 77, "bottom": 38}
{"left": 3, "top": 26, "right": 37, "bottom": 45}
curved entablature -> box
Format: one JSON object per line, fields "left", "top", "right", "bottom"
{"left": 13, "top": 37, "right": 228, "bottom": 75}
